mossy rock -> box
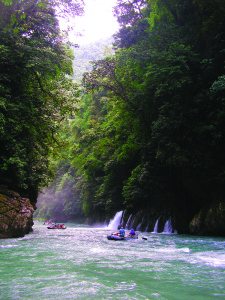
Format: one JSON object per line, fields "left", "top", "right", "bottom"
{"left": 0, "top": 185, "right": 34, "bottom": 239}
{"left": 190, "top": 201, "right": 225, "bottom": 236}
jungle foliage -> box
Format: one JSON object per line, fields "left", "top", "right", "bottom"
{"left": 7, "top": 0, "right": 225, "bottom": 228}
{"left": 70, "top": 0, "right": 225, "bottom": 225}
{"left": 0, "top": 0, "right": 83, "bottom": 203}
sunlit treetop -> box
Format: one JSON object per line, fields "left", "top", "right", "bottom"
{"left": 113, "top": 0, "right": 149, "bottom": 27}
{"left": 0, "top": 0, "right": 84, "bottom": 33}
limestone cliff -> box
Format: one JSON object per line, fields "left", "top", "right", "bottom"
{"left": 0, "top": 185, "right": 34, "bottom": 239}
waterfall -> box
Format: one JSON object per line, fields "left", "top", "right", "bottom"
{"left": 163, "top": 218, "right": 173, "bottom": 234}
{"left": 136, "top": 217, "right": 145, "bottom": 231}
{"left": 144, "top": 223, "right": 149, "bottom": 232}
{"left": 107, "top": 211, "right": 123, "bottom": 230}
{"left": 152, "top": 217, "right": 160, "bottom": 233}
{"left": 125, "top": 214, "right": 132, "bottom": 229}
{"left": 136, "top": 223, "right": 142, "bottom": 231}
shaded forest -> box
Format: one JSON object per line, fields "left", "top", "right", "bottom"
{"left": 1, "top": 0, "right": 225, "bottom": 236}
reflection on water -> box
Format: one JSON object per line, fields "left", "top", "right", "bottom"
{"left": 0, "top": 222, "right": 225, "bottom": 299}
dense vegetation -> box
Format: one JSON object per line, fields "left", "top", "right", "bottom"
{"left": 2, "top": 0, "right": 225, "bottom": 234}
{"left": 72, "top": 37, "right": 114, "bottom": 81}
{"left": 0, "top": 0, "right": 83, "bottom": 203}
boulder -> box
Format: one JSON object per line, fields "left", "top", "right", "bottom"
{"left": 0, "top": 185, "right": 34, "bottom": 239}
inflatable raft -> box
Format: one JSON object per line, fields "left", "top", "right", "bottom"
{"left": 47, "top": 224, "right": 67, "bottom": 229}
{"left": 107, "top": 234, "right": 138, "bottom": 240}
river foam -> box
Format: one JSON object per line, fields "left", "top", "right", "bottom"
{"left": 0, "top": 222, "right": 224, "bottom": 299}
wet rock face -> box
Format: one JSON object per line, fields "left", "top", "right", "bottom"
{"left": 0, "top": 186, "right": 34, "bottom": 239}
{"left": 190, "top": 201, "right": 225, "bottom": 236}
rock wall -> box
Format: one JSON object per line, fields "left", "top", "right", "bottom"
{"left": 121, "top": 199, "right": 225, "bottom": 237}
{"left": 0, "top": 185, "right": 34, "bottom": 239}
{"left": 190, "top": 200, "right": 225, "bottom": 236}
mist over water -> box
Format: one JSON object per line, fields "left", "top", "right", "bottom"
{"left": 0, "top": 222, "right": 225, "bottom": 299}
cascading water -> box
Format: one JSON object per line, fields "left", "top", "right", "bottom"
{"left": 152, "top": 217, "right": 160, "bottom": 233}
{"left": 107, "top": 211, "right": 123, "bottom": 230}
{"left": 136, "top": 217, "right": 143, "bottom": 231}
{"left": 145, "top": 223, "right": 149, "bottom": 232}
{"left": 125, "top": 214, "right": 132, "bottom": 229}
{"left": 163, "top": 218, "right": 173, "bottom": 234}
{"left": 136, "top": 217, "right": 145, "bottom": 231}
{"left": 136, "top": 222, "right": 142, "bottom": 231}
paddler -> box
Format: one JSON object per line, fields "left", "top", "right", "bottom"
{"left": 119, "top": 227, "right": 125, "bottom": 237}
{"left": 129, "top": 228, "right": 136, "bottom": 237}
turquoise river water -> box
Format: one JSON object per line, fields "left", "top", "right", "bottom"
{"left": 0, "top": 222, "right": 225, "bottom": 299}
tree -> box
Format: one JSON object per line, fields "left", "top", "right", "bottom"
{"left": 0, "top": 0, "right": 83, "bottom": 203}
{"left": 77, "top": 0, "right": 225, "bottom": 230}
{"left": 113, "top": 0, "right": 150, "bottom": 49}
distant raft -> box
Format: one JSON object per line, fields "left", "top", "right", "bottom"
{"left": 47, "top": 224, "right": 67, "bottom": 229}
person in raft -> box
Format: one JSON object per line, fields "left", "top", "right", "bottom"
{"left": 129, "top": 228, "right": 136, "bottom": 236}
{"left": 119, "top": 227, "right": 125, "bottom": 237}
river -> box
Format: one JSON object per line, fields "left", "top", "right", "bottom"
{"left": 0, "top": 222, "right": 225, "bottom": 299}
